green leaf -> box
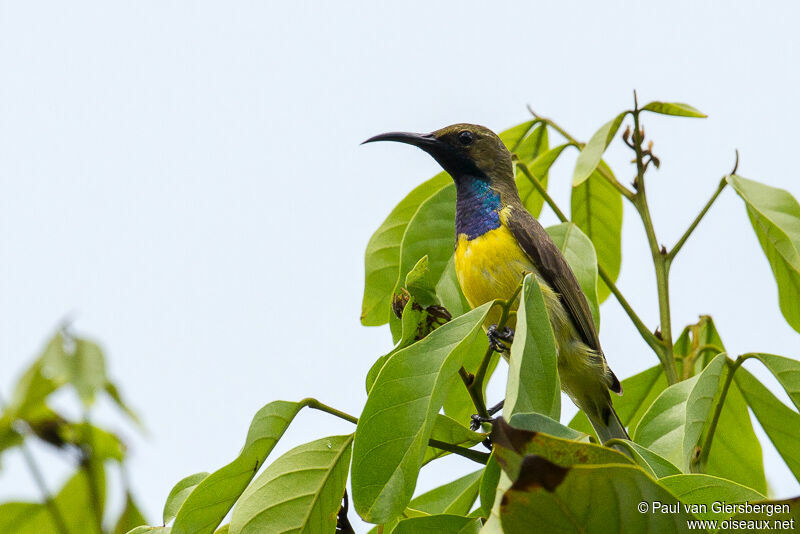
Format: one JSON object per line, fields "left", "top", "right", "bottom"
{"left": 393, "top": 515, "right": 481, "bottom": 534}
{"left": 229, "top": 434, "right": 353, "bottom": 534}
{"left": 673, "top": 317, "right": 766, "bottom": 493}
{"left": 516, "top": 144, "right": 572, "bottom": 218}
{"left": 69, "top": 338, "right": 108, "bottom": 407}
{"left": 366, "top": 297, "right": 426, "bottom": 394}
{"left": 491, "top": 418, "right": 632, "bottom": 473}
{"left": 745, "top": 353, "right": 800, "bottom": 411}
{"left": 572, "top": 112, "right": 627, "bottom": 186}
{"left": 105, "top": 381, "right": 145, "bottom": 430}
{"left": 59, "top": 422, "right": 127, "bottom": 463}
{"left": 163, "top": 472, "right": 210, "bottom": 525}
{"left": 3, "top": 333, "right": 68, "bottom": 421}
{"left": 718, "top": 497, "right": 799, "bottom": 533}
{"left": 498, "top": 459, "right": 696, "bottom": 533}
{"left": 442, "top": 330, "right": 494, "bottom": 429}
{"left": 389, "top": 185, "right": 457, "bottom": 340}
{"left": 514, "top": 123, "right": 548, "bottom": 162}
{"left": 606, "top": 440, "right": 681, "bottom": 478}
{"left": 570, "top": 365, "right": 668, "bottom": 439}
{"left": 478, "top": 453, "right": 501, "bottom": 516}
{"left": 114, "top": 493, "right": 148, "bottom": 534}
{"left": 0, "top": 503, "right": 46, "bottom": 534}
{"left": 352, "top": 303, "right": 492, "bottom": 523}
{"left": 127, "top": 528, "right": 171, "bottom": 534}
{"left": 735, "top": 366, "right": 800, "bottom": 482}
{"left": 408, "top": 470, "right": 482, "bottom": 516}
{"left": 2, "top": 462, "right": 108, "bottom": 534}
{"left": 546, "top": 223, "right": 600, "bottom": 327}
{"left": 727, "top": 174, "right": 800, "bottom": 333}
{"left": 508, "top": 412, "right": 586, "bottom": 441}
{"left": 0, "top": 425, "right": 23, "bottom": 467}
{"left": 498, "top": 121, "right": 536, "bottom": 150}
{"left": 658, "top": 474, "right": 764, "bottom": 520}
{"left": 570, "top": 160, "right": 623, "bottom": 302}
{"left": 423, "top": 414, "right": 485, "bottom": 465}
{"left": 171, "top": 401, "right": 306, "bottom": 534}
{"left": 435, "top": 256, "right": 470, "bottom": 318}
{"left": 504, "top": 273, "right": 560, "bottom": 420}
{"left": 641, "top": 101, "right": 707, "bottom": 118}
{"left": 404, "top": 256, "right": 439, "bottom": 307}
{"left": 633, "top": 354, "right": 726, "bottom": 471}
{"left": 361, "top": 172, "right": 452, "bottom": 326}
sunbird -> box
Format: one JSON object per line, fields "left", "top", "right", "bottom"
{"left": 364, "top": 123, "right": 628, "bottom": 444}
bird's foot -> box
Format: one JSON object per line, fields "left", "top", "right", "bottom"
{"left": 470, "top": 400, "right": 505, "bottom": 449}
{"left": 487, "top": 324, "right": 515, "bottom": 353}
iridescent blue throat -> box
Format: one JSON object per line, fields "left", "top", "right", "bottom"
{"left": 455, "top": 176, "right": 502, "bottom": 241}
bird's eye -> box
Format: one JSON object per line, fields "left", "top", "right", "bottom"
{"left": 457, "top": 130, "right": 474, "bottom": 146}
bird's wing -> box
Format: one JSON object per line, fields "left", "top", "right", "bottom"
{"left": 505, "top": 206, "right": 602, "bottom": 352}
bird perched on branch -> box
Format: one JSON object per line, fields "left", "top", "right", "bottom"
{"left": 364, "top": 123, "right": 628, "bottom": 444}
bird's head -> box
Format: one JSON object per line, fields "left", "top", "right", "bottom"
{"left": 363, "top": 123, "right": 514, "bottom": 185}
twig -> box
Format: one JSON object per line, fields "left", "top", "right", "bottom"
{"left": 0, "top": 392, "right": 69, "bottom": 534}
{"left": 516, "top": 162, "right": 663, "bottom": 355}
{"left": 667, "top": 178, "right": 727, "bottom": 263}
{"left": 694, "top": 354, "right": 754, "bottom": 471}
{"left": 526, "top": 105, "right": 635, "bottom": 201}
{"left": 428, "top": 439, "right": 490, "bottom": 464}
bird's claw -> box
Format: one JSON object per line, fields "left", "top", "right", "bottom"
{"left": 487, "top": 324, "right": 514, "bottom": 353}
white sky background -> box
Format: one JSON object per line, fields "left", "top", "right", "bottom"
{"left": 1, "top": 1, "right": 799, "bottom": 531}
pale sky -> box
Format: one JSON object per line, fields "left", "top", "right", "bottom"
{"left": 1, "top": 2, "right": 799, "bottom": 531}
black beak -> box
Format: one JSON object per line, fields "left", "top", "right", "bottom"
{"left": 361, "top": 131, "right": 441, "bottom": 151}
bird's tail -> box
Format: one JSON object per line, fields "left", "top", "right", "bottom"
{"left": 585, "top": 398, "right": 629, "bottom": 446}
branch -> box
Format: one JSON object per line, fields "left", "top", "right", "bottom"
{"left": 516, "top": 162, "right": 663, "bottom": 355}
{"left": 0, "top": 393, "right": 69, "bottom": 534}
{"left": 428, "top": 439, "right": 490, "bottom": 464}
{"left": 694, "top": 354, "right": 754, "bottom": 471}
{"left": 629, "top": 106, "right": 679, "bottom": 385}
{"left": 303, "top": 399, "right": 490, "bottom": 465}
{"left": 667, "top": 177, "right": 727, "bottom": 263}
{"left": 526, "top": 106, "right": 635, "bottom": 201}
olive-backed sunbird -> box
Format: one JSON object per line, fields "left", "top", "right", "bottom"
{"left": 364, "top": 123, "right": 629, "bottom": 444}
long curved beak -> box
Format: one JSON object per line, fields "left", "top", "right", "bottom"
{"left": 361, "top": 131, "right": 441, "bottom": 150}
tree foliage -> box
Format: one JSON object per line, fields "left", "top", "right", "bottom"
{"left": 3, "top": 95, "right": 800, "bottom": 533}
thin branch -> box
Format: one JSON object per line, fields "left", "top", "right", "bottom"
{"left": 667, "top": 177, "right": 727, "bottom": 262}
{"left": 80, "top": 413, "right": 104, "bottom": 534}
{"left": 0, "top": 392, "right": 69, "bottom": 534}
{"left": 526, "top": 106, "right": 635, "bottom": 201}
{"left": 516, "top": 162, "right": 663, "bottom": 355}
{"left": 302, "top": 398, "right": 359, "bottom": 424}
{"left": 428, "top": 439, "right": 490, "bottom": 465}
{"left": 694, "top": 354, "right": 754, "bottom": 471}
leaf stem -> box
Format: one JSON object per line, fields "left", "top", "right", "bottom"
{"left": 695, "top": 354, "right": 754, "bottom": 471}
{"left": 428, "top": 439, "right": 490, "bottom": 464}
{"left": 667, "top": 178, "right": 727, "bottom": 263}
{"left": 302, "top": 398, "right": 359, "bottom": 424}
{"left": 526, "top": 106, "right": 635, "bottom": 200}
{"left": 516, "top": 162, "right": 663, "bottom": 355}
{"left": 301, "top": 398, "right": 489, "bottom": 465}
{"left": 682, "top": 343, "right": 726, "bottom": 380}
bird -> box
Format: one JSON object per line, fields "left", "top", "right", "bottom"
{"left": 363, "top": 123, "right": 629, "bottom": 445}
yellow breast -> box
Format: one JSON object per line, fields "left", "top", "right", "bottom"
{"left": 454, "top": 222, "right": 535, "bottom": 325}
